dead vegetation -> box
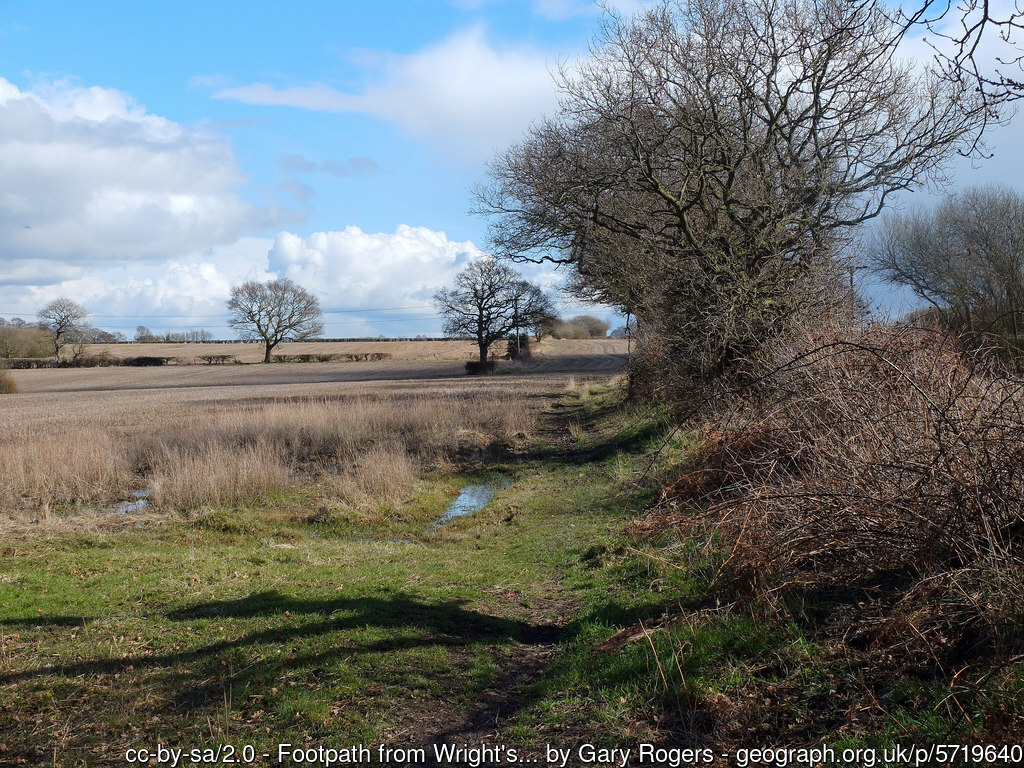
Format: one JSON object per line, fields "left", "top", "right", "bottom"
{"left": 0, "top": 368, "right": 15, "bottom": 395}
{"left": 0, "top": 376, "right": 542, "bottom": 519}
{"left": 647, "top": 322, "right": 1024, "bottom": 688}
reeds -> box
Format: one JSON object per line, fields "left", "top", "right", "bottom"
{"left": 0, "top": 388, "right": 538, "bottom": 515}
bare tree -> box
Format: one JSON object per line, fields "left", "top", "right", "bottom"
{"left": 899, "top": 0, "right": 1024, "bottom": 110}
{"left": 226, "top": 278, "right": 324, "bottom": 363}
{"left": 37, "top": 297, "right": 89, "bottom": 362}
{"left": 870, "top": 185, "right": 1024, "bottom": 344}
{"left": 434, "top": 259, "right": 552, "bottom": 368}
{"left": 478, "top": 0, "right": 989, "bottom": 390}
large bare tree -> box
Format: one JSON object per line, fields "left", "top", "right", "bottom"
{"left": 37, "top": 297, "right": 89, "bottom": 363}
{"left": 478, "top": 0, "right": 990, "bottom": 389}
{"left": 226, "top": 278, "right": 324, "bottom": 363}
{"left": 434, "top": 259, "right": 551, "bottom": 368}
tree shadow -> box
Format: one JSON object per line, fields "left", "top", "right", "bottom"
{"left": 527, "top": 399, "right": 670, "bottom": 467}
{"left": 0, "top": 590, "right": 557, "bottom": 689}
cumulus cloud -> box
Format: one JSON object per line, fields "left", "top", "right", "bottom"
{"left": 0, "top": 77, "right": 290, "bottom": 278}
{"left": 267, "top": 225, "right": 486, "bottom": 311}
{"left": 213, "top": 27, "right": 562, "bottom": 161}
{"left": 2, "top": 237, "right": 277, "bottom": 335}
{"left": 264, "top": 225, "right": 576, "bottom": 336}
{"left": 2, "top": 224, "right": 561, "bottom": 337}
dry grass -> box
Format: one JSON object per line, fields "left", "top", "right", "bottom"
{"left": 0, "top": 369, "right": 553, "bottom": 518}
{"left": 0, "top": 368, "right": 15, "bottom": 394}
{"left": 323, "top": 442, "right": 422, "bottom": 511}
{"left": 148, "top": 442, "right": 291, "bottom": 510}
{"left": 655, "top": 322, "right": 1024, "bottom": 665}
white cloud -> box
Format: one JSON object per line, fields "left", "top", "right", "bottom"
{"left": 267, "top": 225, "right": 486, "bottom": 311}
{"left": 265, "top": 226, "right": 574, "bottom": 336}
{"left": 2, "top": 237, "right": 277, "bottom": 334}
{"left": 1, "top": 224, "right": 588, "bottom": 336}
{"left": 0, "top": 77, "right": 289, "bottom": 276}
{"left": 213, "top": 27, "right": 563, "bottom": 161}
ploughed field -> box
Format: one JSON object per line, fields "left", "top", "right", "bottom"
{"left": 81, "top": 337, "right": 629, "bottom": 365}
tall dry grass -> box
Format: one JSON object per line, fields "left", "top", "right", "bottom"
{"left": 0, "top": 388, "right": 539, "bottom": 515}
{"left": 0, "top": 369, "right": 16, "bottom": 395}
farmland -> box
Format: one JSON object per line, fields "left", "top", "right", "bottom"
{"left": 0, "top": 342, "right": 653, "bottom": 766}
{"left": 2, "top": 336, "right": 1021, "bottom": 766}
{"left": 79, "top": 338, "right": 629, "bottom": 365}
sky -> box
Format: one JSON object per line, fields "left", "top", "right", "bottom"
{"left": 0, "top": 0, "right": 1022, "bottom": 338}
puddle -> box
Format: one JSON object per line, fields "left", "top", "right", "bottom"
{"left": 428, "top": 475, "right": 512, "bottom": 531}
{"left": 116, "top": 489, "right": 151, "bottom": 514}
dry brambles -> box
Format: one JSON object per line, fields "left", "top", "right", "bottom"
{"left": 652, "top": 323, "right": 1024, "bottom": 666}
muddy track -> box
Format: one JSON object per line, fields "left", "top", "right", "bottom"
{"left": 388, "top": 402, "right": 589, "bottom": 768}
{"left": 398, "top": 623, "right": 564, "bottom": 768}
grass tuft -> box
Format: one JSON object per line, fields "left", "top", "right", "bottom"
{"left": 0, "top": 369, "right": 16, "bottom": 395}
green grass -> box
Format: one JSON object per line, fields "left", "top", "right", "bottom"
{"left": 2, "top": 381, "right": 1022, "bottom": 765}
{"left": 0, "top": 429, "right": 639, "bottom": 765}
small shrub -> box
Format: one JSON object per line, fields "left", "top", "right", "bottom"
{"left": 465, "top": 360, "right": 496, "bottom": 375}
{"left": 122, "top": 355, "right": 171, "bottom": 367}
{"left": 3, "top": 358, "right": 56, "bottom": 369}
{"left": 271, "top": 352, "right": 389, "bottom": 363}
{"left": 61, "top": 353, "right": 117, "bottom": 368}
{"left": 198, "top": 354, "right": 237, "bottom": 365}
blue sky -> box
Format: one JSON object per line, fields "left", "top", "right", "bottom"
{"left": 0, "top": 0, "right": 1021, "bottom": 337}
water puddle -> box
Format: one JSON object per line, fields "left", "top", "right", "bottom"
{"left": 116, "top": 489, "right": 151, "bottom": 514}
{"left": 428, "top": 475, "right": 512, "bottom": 531}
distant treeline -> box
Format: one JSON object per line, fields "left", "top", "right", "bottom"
{"left": 108, "top": 337, "right": 468, "bottom": 344}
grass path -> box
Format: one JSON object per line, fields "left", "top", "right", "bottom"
{"left": 0, "top": 382, "right": 667, "bottom": 767}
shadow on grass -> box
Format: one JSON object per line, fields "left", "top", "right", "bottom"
{"left": 0, "top": 591, "right": 559, "bottom": 687}
{"left": 0, "top": 590, "right": 566, "bottom": 736}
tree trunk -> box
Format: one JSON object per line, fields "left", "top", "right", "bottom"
{"left": 478, "top": 341, "right": 488, "bottom": 367}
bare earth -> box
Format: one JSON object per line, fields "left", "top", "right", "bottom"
{"left": 81, "top": 337, "right": 629, "bottom": 364}
{"left": 3, "top": 338, "right": 627, "bottom": 429}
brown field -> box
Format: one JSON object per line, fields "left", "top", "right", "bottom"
{"left": 0, "top": 343, "right": 626, "bottom": 522}
{"left": 82, "top": 336, "right": 629, "bottom": 363}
